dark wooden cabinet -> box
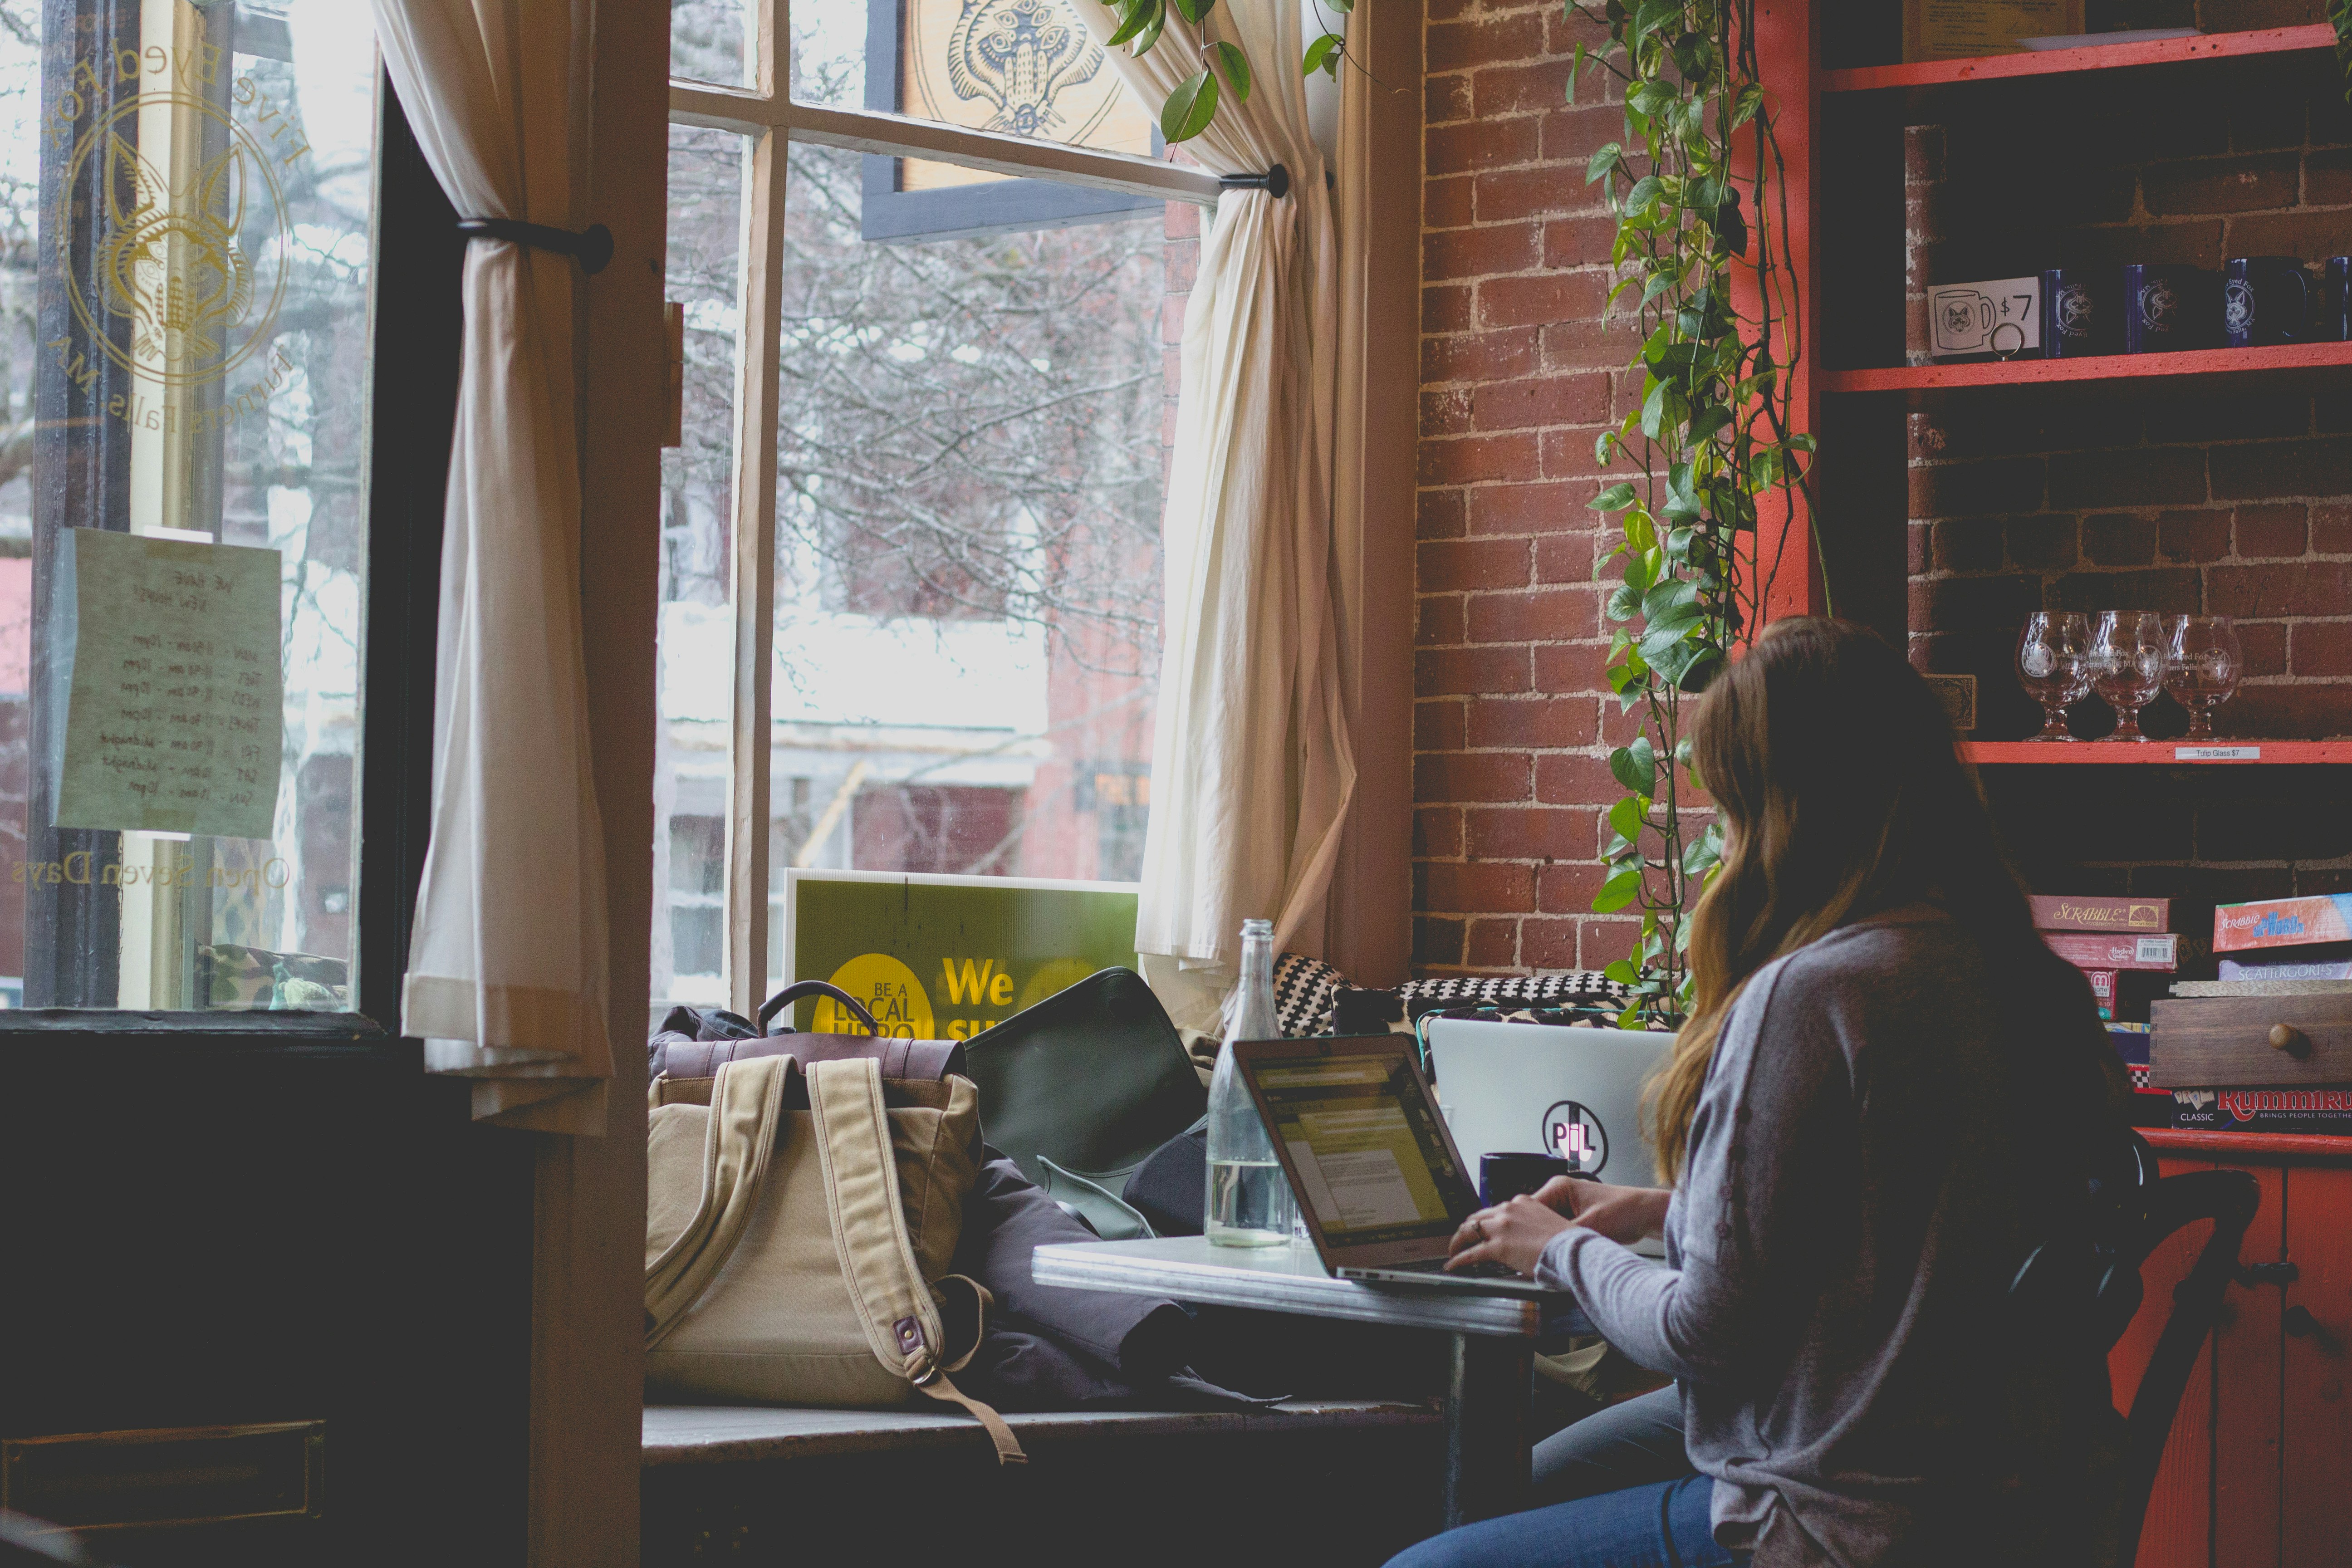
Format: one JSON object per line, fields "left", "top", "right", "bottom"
{"left": 2112, "top": 1132, "right": 2352, "bottom": 1568}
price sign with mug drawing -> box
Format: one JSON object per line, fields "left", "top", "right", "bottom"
{"left": 1930, "top": 276, "right": 2042, "bottom": 360}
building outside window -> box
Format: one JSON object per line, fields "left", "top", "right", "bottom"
{"left": 0, "top": 0, "right": 378, "bottom": 1010}
{"left": 656, "top": 0, "right": 1202, "bottom": 1014}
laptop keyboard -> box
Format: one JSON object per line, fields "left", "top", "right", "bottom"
{"left": 1384, "top": 1257, "right": 1521, "bottom": 1280}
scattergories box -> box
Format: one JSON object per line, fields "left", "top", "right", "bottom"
{"left": 2213, "top": 894, "right": 2352, "bottom": 953}
{"left": 2171, "top": 1085, "right": 2352, "bottom": 1135}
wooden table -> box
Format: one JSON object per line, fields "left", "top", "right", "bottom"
{"left": 1034, "top": 1235, "right": 1567, "bottom": 1527}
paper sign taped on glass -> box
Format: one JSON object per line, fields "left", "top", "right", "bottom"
{"left": 51, "top": 529, "right": 285, "bottom": 841}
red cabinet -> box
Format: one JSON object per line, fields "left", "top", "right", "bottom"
{"left": 2112, "top": 1134, "right": 2352, "bottom": 1568}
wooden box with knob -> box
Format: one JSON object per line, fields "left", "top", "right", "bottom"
{"left": 2150, "top": 995, "right": 2352, "bottom": 1135}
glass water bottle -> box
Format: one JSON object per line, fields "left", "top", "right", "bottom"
{"left": 1204, "top": 918, "right": 1297, "bottom": 1247}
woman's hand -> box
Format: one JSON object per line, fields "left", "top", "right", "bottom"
{"left": 1531, "top": 1177, "right": 1672, "bottom": 1246}
{"left": 1446, "top": 1193, "right": 1573, "bottom": 1278}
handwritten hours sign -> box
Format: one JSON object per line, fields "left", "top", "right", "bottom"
{"left": 53, "top": 529, "right": 283, "bottom": 840}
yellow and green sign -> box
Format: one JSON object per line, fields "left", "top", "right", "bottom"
{"left": 784, "top": 871, "right": 1139, "bottom": 1041}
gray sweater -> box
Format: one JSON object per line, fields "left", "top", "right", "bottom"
{"left": 1537, "top": 906, "right": 2122, "bottom": 1568}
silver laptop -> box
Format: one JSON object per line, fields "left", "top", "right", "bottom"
{"left": 1426, "top": 1017, "right": 1671, "bottom": 1258}
{"left": 1230, "top": 1035, "right": 1553, "bottom": 1296}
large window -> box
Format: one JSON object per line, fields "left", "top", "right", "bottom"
{"left": 656, "top": 0, "right": 1216, "bottom": 1014}
{"left": 0, "top": 0, "right": 379, "bottom": 1010}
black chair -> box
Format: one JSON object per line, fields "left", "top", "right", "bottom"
{"left": 2012, "top": 1132, "right": 2260, "bottom": 1568}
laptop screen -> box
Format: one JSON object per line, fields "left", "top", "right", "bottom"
{"left": 1247, "top": 1048, "right": 1480, "bottom": 1250}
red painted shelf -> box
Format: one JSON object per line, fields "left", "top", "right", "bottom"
{"left": 1822, "top": 24, "right": 2334, "bottom": 93}
{"left": 2144, "top": 1127, "right": 2352, "bottom": 1159}
{"left": 1821, "top": 339, "right": 2352, "bottom": 398}
{"left": 1965, "top": 741, "right": 2352, "bottom": 764}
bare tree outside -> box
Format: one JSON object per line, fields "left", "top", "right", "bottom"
{"left": 653, "top": 0, "right": 1173, "bottom": 1006}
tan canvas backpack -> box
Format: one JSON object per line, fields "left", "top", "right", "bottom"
{"left": 644, "top": 1052, "right": 1024, "bottom": 1463}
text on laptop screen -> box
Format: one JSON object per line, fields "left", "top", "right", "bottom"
{"left": 1254, "top": 1057, "right": 1475, "bottom": 1249}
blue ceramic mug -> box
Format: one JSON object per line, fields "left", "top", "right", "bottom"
{"left": 2223, "top": 256, "right": 2309, "bottom": 349}
{"left": 2124, "top": 263, "right": 2217, "bottom": 354}
{"left": 2041, "top": 267, "right": 2112, "bottom": 358}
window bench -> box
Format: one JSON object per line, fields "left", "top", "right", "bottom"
{"left": 642, "top": 1401, "right": 1446, "bottom": 1566}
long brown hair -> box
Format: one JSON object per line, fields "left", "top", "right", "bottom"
{"left": 1649, "top": 618, "right": 2042, "bottom": 1180}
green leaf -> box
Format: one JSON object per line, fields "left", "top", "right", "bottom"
{"left": 1568, "top": 41, "right": 1587, "bottom": 106}
{"left": 1594, "top": 867, "right": 1644, "bottom": 914}
{"left": 1107, "top": 0, "right": 1156, "bottom": 47}
{"left": 1686, "top": 403, "right": 1733, "bottom": 445}
{"left": 1587, "top": 144, "right": 1623, "bottom": 187}
{"left": 1623, "top": 174, "right": 1663, "bottom": 216}
{"left": 1132, "top": 0, "right": 1168, "bottom": 53}
{"left": 1301, "top": 30, "right": 1344, "bottom": 76}
{"left": 1611, "top": 735, "right": 1657, "bottom": 795}
{"left": 1591, "top": 481, "right": 1638, "bottom": 512}
{"left": 1171, "top": 0, "right": 1212, "bottom": 24}
{"left": 1603, "top": 959, "right": 1643, "bottom": 985}
{"left": 1161, "top": 68, "right": 1218, "bottom": 143}
{"left": 1213, "top": 39, "right": 1253, "bottom": 100}
{"left": 1608, "top": 794, "right": 1647, "bottom": 843}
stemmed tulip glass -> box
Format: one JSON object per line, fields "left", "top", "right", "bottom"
{"left": 2164, "top": 615, "right": 2243, "bottom": 739}
{"left": 2088, "top": 611, "right": 2169, "bottom": 741}
{"left": 2016, "top": 612, "right": 2092, "bottom": 741}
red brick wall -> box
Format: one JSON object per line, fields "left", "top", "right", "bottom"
{"left": 1415, "top": 0, "right": 1633, "bottom": 977}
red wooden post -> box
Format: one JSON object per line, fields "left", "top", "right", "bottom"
{"left": 1744, "top": 0, "right": 1825, "bottom": 626}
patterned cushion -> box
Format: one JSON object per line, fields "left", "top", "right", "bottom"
{"left": 1270, "top": 952, "right": 1631, "bottom": 1037}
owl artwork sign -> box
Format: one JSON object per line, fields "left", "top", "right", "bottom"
{"left": 862, "top": 0, "right": 1161, "bottom": 242}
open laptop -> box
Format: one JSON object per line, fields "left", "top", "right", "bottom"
{"left": 1229, "top": 1034, "right": 1553, "bottom": 1296}
{"left": 1426, "top": 1017, "right": 1671, "bottom": 1259}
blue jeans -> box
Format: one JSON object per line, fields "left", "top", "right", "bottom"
{"left": 1385, "top": 1474, "right": 1744, "bottom": 1568}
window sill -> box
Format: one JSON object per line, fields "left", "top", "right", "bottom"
{"left": 0, "top": 1010, "right": 410, "bottom": 1063}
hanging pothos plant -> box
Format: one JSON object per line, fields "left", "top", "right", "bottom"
{"left": 2331, "top": 1, "right": 2352, "bottom": 98}
{"left": 1570, "top": 0, "right": 1817, "bottom": 1028}
{"left": 1091, "top": 0, "right": 1358, "bottom": 143}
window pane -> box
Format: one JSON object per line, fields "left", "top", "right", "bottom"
{"left": 671, "top": 0, "right": 752, "bottom": 89}
{"left": 4, "top": 1, "right": 375, "bottom": 1009}
{"left": 652, "top": 125, "right": 745, "bottom": 1015}
{"left": 791, "top": 0, "right": 1156, "bottom": 200}
{"left": 768, "top": 142, "right": 1166, "bottom": 885}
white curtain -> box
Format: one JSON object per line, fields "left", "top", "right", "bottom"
{"left": 372, "top": 0, "right": 612, "bottom": 1133}
{"left": 1078, "top": 0, "right": 1357, "bottom": 1036}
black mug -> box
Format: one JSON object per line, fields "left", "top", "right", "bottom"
{"left": 1479, "top": 1152, "right": 1575, "bottom": 1207}
{"left": 2320, "top": 258, "right": 2352, "bottom": 344}
{"left": 2040, "top": 267, "right": 2112, "bottom": 358}
{"left": 2223, "top": 256, "right": 2310, "bottom": 348}
{"left": 2124, "top": 263, "right": 2216, "bottom": 353}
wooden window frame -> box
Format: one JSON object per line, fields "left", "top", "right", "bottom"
{"left": 671, "top": 0, "right": 1424, "bottom": 1007}
{"left": 0, "top": 69, "right": 459, "bottom": 1053}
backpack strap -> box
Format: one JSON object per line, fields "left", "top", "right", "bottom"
{"left": 644, "top": 1054, "right": 790, "bottom": 1348}
{"left": 805, "top": 1057, "right": 1025, "bottom": 1465}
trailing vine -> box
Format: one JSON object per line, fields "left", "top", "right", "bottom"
{"left": 1570, "top": 0, "right": 1815, "bottom": 1027}
{"left": 2331, "top": 0, "right": 2352, "bottom": 101}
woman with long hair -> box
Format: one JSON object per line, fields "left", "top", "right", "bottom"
{"left": 1391, "top": 618, "right": 2131, "bottom": 1568}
